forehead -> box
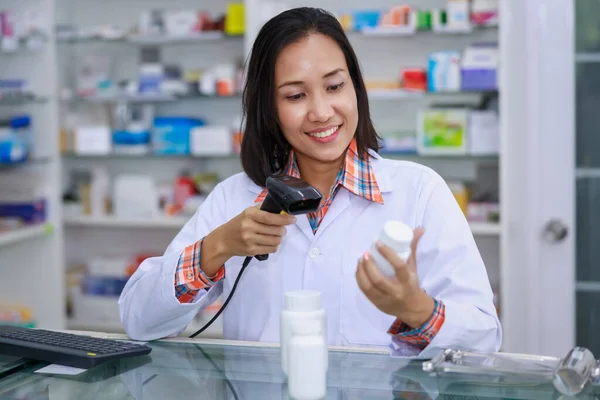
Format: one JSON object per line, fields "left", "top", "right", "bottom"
{"left": 275, "top": 33, "right": 347, "bottom": 81}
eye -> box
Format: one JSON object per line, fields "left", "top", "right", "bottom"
{"left": 286, "top": 93, "right": 305, "bottom": 101}
{"left": 328, "top": 82, "right": 345, "bottom": 92}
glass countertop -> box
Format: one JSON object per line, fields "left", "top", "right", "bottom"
{"left": 0, "top": 339, "right": 598, "bottom": 399}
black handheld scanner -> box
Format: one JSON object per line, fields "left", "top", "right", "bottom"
{"left": 255, "top": 175, "right": 323, "bottom": 261}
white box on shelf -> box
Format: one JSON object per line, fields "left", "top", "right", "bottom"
{"left": 469, "top": 110, "right": 499, "bottom": 155}
{"left": 113, "top": 175, "right": 160, "bottom": 219}
{"left": 88, "top": 256, "right": 130, "bottom": 277}
{"left": 74, "top": 126, "right": 111, "bottom": 155}
{"left": 190, "top": 125, "right": 232, "bottom": 155}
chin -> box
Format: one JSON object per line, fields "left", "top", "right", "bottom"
{"left": 307, "top": 146, "right": 348, "bottom": 163}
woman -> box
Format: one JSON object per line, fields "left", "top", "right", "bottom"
{"left": 119, "top": 7, "right": 501, "bottom": 356}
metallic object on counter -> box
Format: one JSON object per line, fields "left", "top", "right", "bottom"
{"left": 422, "top": 346, "right": 600, "bottom": 397}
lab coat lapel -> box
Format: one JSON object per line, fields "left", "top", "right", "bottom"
{"left": 294, "top": 214, "right": 315, "bottom": 241}
{"left": 314, "top": 189, "right": 350, "bottom": 239}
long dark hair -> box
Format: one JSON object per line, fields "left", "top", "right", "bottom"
{"left": 240, "top": 7, "right": 380, "bottom": 187}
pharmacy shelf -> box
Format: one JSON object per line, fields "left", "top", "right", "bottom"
{"left": 367, "top": 89, "right": 495, "bottom": 101}
{"left": 57, "top": 32, "right": 243, "bottom": 45}
{"left": 0, "top": 224, "right": 53, "bottom": 248}
{"left": 65, "top": 93, "right": 242, "bottom": 103}
{"left": 64, "top": 215, "right": 188, "bottom": 229}
{"left": 62, "top": 152, "right": 239, "bottom": 160}
{"left": 357, "top": 24, "right": 496, "bottom": 37}
{"left": 0, "top": 95, "right": 48, "bottom": 105}
{"left": 469, "top": 222, "right": 500, "bottom": 236}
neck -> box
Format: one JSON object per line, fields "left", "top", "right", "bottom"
{"left": 295, "top": 153, "right": 345, "bottom": 199}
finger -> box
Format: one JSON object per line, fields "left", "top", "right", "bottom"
{"left": 356, "top": 258, "right": 389, "bottom": 305}
{"left": 252, "top": 233, "right": 282, "bottom": 247}
{"left": 362, "top": 252, "right": 399, "bottom": 297}
{"left": 253, "top": 209, "right": 297, "bottom": 226}
{"left": 356, "top": 257, "right": 375, "bottom": 296}
{"left": 375, "top": 241, "right": 411, "bottom": 283}
{"left": 250, "top": 245, "right": 279, "bottom": 255}
{"left": 252, "top": 221, "right": 287, "bottom": 237}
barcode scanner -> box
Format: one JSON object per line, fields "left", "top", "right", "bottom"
{"left": 189, "top": 175, "right": 322, "bottom": 338}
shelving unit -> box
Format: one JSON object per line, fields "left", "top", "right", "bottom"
{"left": 0, "top": 224, "right": 53, "bottom": 248}
{"left": 0, "top": 0, "right": 65, "bottom": 330}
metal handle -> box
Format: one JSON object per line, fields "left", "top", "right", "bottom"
{"left": 543, "top": 219, "right": 568, "bottom": 243}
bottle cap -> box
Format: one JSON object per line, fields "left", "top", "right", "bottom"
{"left": 284, "top": 290, "right": 322, "bottom": 312}
{"left": 380, "top": 221, "right": 413, "bottom": 253}
{"left": 291, "top": 318, "right": 321, "bottom": 335}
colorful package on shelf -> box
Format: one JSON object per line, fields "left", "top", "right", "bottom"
{"left": 152, "top": 116, "right": 205, "bottom": 155}
{"left": 379, "top": 5, "right": 415, "bottom": 29}
{"left": 461, "top": 43, "right": 498, "bottom": 91}
{"left": 401, "top": 69, "right": 427, "bottom": 92}
{"left": 468, "top": 202, "right": 500, "bottom": 222}
{"left": 225, "top": 3, "right": 245, "bottom": 35}
{"left": 0, "top": 197, "right": 46, "bottom": 224}
{"left": 0, "top": 139, "right": 27, "bottom": 164}
{"left": 427, "top": 51, "right": 461, "bottom": 92}
{"left": 81, "top": 275, "right": 129, "bottom": 297}
{"left": 417, "top": 108, "right": 468, "bottom": 155}
{"left": 378, "top": 131, "right": 417, "bottom": 154}
{"left": 349, "top": 10, "right": 381, "bottom": 31}
{"left": 0, "top": 303, "right": 35, "bottom": 328}
{"left": 471, "top": 0, "right": 499, "bottom": 26}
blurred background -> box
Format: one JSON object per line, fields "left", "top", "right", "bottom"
{"left": 0, "top": 0, "right": 591, "bottom": 359}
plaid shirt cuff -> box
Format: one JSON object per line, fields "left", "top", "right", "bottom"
{"left": 174, "top": 239, "right": 225, "bottom": 304}
{"left": 388, "top": 299, "right": 445, "bottom": 348}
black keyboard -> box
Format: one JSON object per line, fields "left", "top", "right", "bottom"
{"left": 0, "top": 325, "right": 151, "bottom": 369}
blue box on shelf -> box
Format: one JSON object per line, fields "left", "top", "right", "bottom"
{"left": 460, "top": 43, "right": 498, "bottom": 91}
{"left": 152, "top": 116, "right": 205, "bottom": 155}
{"left": 352, "top": 10, "right": 381, "bottom": 31}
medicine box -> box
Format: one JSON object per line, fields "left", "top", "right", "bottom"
{"left": 461, "top": 43, "right": 498, "bottom": 91}
{"left": 427, "top": 51, "right": 461, "bottom": 92}
{"left": 417, "top": 108, "right": 468, "bottom": 155}
{"left": 190, "top": 125, "right": 232, "bottom": 155}
{"left": 152, "top": 116, "right": 204, "bottom": 155}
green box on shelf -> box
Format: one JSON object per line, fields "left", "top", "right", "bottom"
{"left": 417, "top": 108, "right": 468, "bottom": 155}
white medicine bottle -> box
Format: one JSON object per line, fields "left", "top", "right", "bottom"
{"left": 370, "top": 220, "right": 413, "bottom": 278}
{"left": 287, "top": 318, "right": 328, "bottom": 400}
{"left": 280, "top": 290, "right": 327, "bottom": 376}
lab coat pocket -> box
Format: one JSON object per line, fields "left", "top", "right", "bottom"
{"left": 339, "top": 253, "right": 396, "bottom": 347}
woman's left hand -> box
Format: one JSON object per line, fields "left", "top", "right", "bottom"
{"left": 355, "top": 227, "right": 435, "bottom": 329}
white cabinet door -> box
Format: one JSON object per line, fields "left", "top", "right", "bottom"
{"left": 500, "top": 0, "right": 576, "bottom": 357}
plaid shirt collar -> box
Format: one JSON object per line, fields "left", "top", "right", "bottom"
{"left": 255, "top": 139, "right": 384, "bottom": 204}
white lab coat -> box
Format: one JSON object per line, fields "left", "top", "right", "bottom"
{"left": 119, "top": 152, "right": 502, "bottom": 357}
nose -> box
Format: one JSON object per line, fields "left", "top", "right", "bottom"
{"left": 307, "top": 93, "right": 334, "bottom": 123}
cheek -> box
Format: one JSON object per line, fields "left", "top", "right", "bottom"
{"left": 277, "top": 102, "right": 306, "bottom": 134}
{"left": 337, "top": 91, "right": 358, "bottom": 123}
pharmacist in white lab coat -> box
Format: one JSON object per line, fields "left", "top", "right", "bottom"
{"left": 118, "top": 7, "right": 501, "bottom": 357}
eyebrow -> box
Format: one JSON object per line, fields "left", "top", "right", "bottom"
{"left": 277, "top": 68, "right": 345, "bottom": 89}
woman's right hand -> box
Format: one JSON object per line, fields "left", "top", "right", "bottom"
{"left": 217, "top": 204, "right": 297, "bottom": 258}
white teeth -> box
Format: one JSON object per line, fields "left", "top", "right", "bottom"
{"left": 307, "top": 126, "right": 339, "bottom": 138}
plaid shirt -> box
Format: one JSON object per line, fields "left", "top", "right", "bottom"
{"left": 174, "top": 139, "right": 445, "bottom": 346}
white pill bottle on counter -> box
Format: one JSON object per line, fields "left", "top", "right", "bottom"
{"left": 370, "top": 220, "right": 414, "bottom": 278}
{"left": 280, "top": 290, "right": 327, "bottom": 377}
{"left": 287, "top": 318, "right": 328, "bottom": 400}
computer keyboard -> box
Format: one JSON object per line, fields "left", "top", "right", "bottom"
{"left": 0, "top": 325, "right": 151, "bottom": 369}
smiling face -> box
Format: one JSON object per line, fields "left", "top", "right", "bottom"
{"left": 274, "top": 33, "right": 358, "bottom": 168}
